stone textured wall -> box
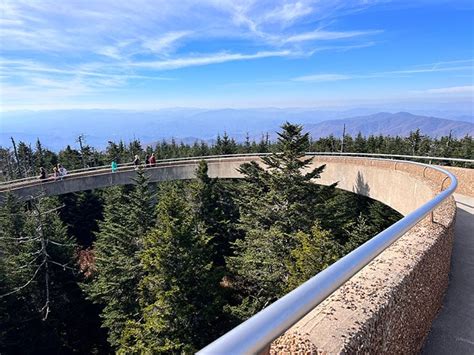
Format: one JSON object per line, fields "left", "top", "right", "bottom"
{"left": 441, "top": 165, "right": 474, "bottom": 197}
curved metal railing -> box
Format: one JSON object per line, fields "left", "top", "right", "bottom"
{"left": 0, "top": 153, "right": 462, "bottom": 353}
{"left": 0, "top": 152, "right": 472, "bottom": 190}
{"left": 195, "top": 158, "right": 459, "bottom": 354}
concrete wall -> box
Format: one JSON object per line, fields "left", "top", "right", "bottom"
{"left": 0, "top": 155, "right": 462, "bottom": 354}
{"left": 441, "top": 165, "right": 474, "bottom": 197}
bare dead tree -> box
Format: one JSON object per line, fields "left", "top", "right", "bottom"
{"left": 0, "top": 195, "right": 73, "bottom": 321}
{"left": 10, "top": 137, "right": 23, "bottom": 178}
{"left": 340, "top": 124, "right": 346, "bottom": 153}
{"left": 76, "top": 134, "right": 87, "bottom": 169}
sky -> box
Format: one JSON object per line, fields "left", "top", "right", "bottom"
{"left": 0, "top": 0, "right": 473, "bottom": 111}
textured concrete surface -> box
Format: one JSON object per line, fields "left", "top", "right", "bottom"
{"left": 270, "top": 198, "right": 456, "bottom": 354}
{"left": 422, "top": 193, "right": 474, "bottom": 355}
{"left": 441, "top": 167, "right": 474, "bottom": 197}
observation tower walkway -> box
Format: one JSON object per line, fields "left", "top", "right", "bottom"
{"left": 422, "top": 193, "right": 474, "bottom": 354}
{"left": 0, "top": 152, "right": 472, "bottom": 354}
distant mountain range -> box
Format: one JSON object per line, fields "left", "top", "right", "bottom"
{"left": 303, "top": 112, "right": 473, "bottom": 139}
{"left": 0, "top": 108, "right": 472, "bottom": 151}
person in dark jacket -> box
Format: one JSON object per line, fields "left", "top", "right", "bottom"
{"left": 38, "top": 167, "right": 47, "bottom": 180}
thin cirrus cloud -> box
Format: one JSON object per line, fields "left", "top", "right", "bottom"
{"left": 292, "top": 73, "right": 352, "bottom": 82}
{"left": 0, "top": 59, "right": 173, "bottom": 80}
{"left": 262, "top": 1, "right": 313, "bottom": 25}
{"left": 292, "top": 59, "right": 474, "bottom": 82}
{"left": 130, "top": 50, "right": 293, "bottom": 70}
{"left": 414, "top": 86, "right": 474, "bottom": 94}
{"left": 95, "top": 31, "right": 194, "bottom": 60}
{"left": 283, "top": 29, "right": 382, "bottom": 43}
{"left": 141, "top": 31, "right": 193, "bottom": 55}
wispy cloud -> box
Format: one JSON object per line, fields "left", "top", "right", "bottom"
{"left": 262, "top": 1, "right": 313, "bottom": 26}
{"left": 385, "top": 66, "right": 473, "bottom": 75}
{"left": 0, "top": 59, "right": 173, "bottom": 80}
{"left": 292, "top": 59, "right": 474, "bottom": 82}
{"left": 141, "top": 31, "right": 193, "bottom": 55}
{"left": 130, "top": 50, "right": 292, "bottom": 70}
{"left": 0, "top": 57, "right": 174, "bottom": 107}
{"left": 284, "top": 29, "right": 382, "bottom": 43}
{"left": 414, "top": 86, "right": 474, "bottom": 94}
{"left": 293, "top": 73, "right": 352, "bottom": 82}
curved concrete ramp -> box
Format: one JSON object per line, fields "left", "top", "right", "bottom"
{"left": 0, "top": 154, "right": 469, "bottom": 354}
{"left": 0, "top": 156, "right": 445, "bottom": 217}
{"left": 422, "top": 193, "right": 474, "bottom": 354}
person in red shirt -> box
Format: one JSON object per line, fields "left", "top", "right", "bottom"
{"left": 149, "top": 153, "right": 156, "bottom": 167}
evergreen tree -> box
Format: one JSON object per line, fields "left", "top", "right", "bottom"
{"left": 128, "top": 139, "right": 143, "bottom": 160}
{"left": 58, "top": 145, "right": 83, "bottom": 170}
{"left": 343, "top": 214, "right": 373, "bottom": 252}
{"left": 58, "top": 190, "right": 104, "bottom": 247}
{"left": 0, "top": 147, "right": 15, "bottom": 181}
{"left": 228, "top": 122, "right": 335, "bottom": 320}
{"left": 458, "top": 135, "right": 473, "bottom": 161}
{"left": 214, "top": 132, "right": 237, "bottom": 155}
{"left": 367, "top": 200, "right": 402, "bottom": 236}
{"left": 315, "top": 190, "right": 359, "bottom": 243}
{"left": 106, "top": 141, "right": 122, "bottom": 163}
{"left": 287, "top": 223, "right": 341, "bottom": 291}
{"left": 257, "top": 133, "right": 270, "bottom": 153}
{"left": 83, "top": 169, "right": 154, "bottom": 348}
{"left": 192, "top": 161, "right": 241, "bottom": 266}
{"left": 407, "top": 129, "right": 423, "bottom": 155}
{"left": 34, "top": 138, "right": 46, "bottom": 170}
{"left": 354, "top": 132, "right": 367, "bottom": 152}
{"left": 17, "top": 141, "right": 34, "bottom": 177}
{"left": 120, "top": 183, "right": 225, "bottom": 353}
{"left": 243, "top": 133, "right": 252, "bottom": 153}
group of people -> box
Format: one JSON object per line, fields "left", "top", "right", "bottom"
{"left": 36, "top": 154, "right": 159, "bottom": 179}
{"left": 38, "top": 164, "right": 68, "bottom": 180}
{"left": 111, "top": 153, "right": 157, "bottom": 172}
{"left": 133, "top": 153, "right": 157, "bottom": 169}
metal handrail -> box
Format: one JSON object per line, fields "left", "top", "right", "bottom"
{"left": 307, "top": 152, "right": 474, "bottom": 163}
{"left": 197, "top": 159, "right": 458, "bottom": 354}
{"left": 0, "top": 152, "right": 471, "bottom": 189}
{"left": 0, "top": 154, "right": 266, "bottom": 187}
{"left": 0, "top": 153, "right": 461, "bottom": 352}
{"left": 0, "top": 154, "right": 271, "bottom": 190}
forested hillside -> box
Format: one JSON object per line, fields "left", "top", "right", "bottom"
{"left": 1, "top": 123, "right": 471, "bottom": 353}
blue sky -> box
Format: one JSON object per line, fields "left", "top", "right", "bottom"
{"left": 0, "top": 0, "right": 473, "bottom": 111}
